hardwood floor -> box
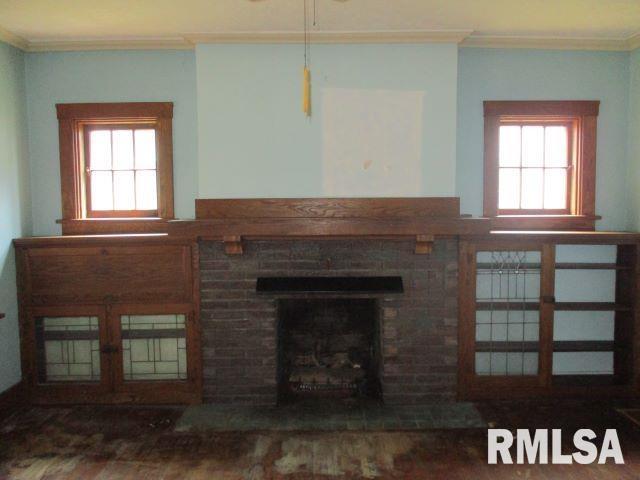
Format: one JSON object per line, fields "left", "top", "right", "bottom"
{"left": 1, "top": 401, "right": 639, "bottom": 479}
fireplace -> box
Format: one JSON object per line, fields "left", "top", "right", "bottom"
{"left": 191, "top": 188, "right": 477, "bottom": 405}
{"left": 277, "top": 298, "right": 382, "bottom": 403}
{"left": 199, "top": 238, "right": 459, "bottom": 405}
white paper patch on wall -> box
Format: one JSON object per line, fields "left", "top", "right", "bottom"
{"left": 321, "top": 88, "right": 424, "bottom": 196}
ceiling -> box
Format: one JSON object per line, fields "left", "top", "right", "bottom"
{"left": 1, "top": 0, "right": 639, "bottom": 51}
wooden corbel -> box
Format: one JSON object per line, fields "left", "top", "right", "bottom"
{"left": 415, "top": 234, "right": 434, "bottom": 255}
{"left": 223, "top": 235, "right": 243, "bottom": 255}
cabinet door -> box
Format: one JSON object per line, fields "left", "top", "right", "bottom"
{"left": 459, "top": 242, "right": 554, "bottom": 399}
{"left": 109, "top": 304, "right": 201, "bottom": 404}
{"left": 28, "top": 306, "right": 112, "bottom": 403}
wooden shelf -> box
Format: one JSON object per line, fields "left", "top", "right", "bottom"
{"left": 555, "top": 262, "right": 630, "bottom": 270}
{"left": 467, "top": 231, "right": 640, "bottom": 245}
{"left": 552, "top": 375, "right": 618, "bottom": 387}
{"left": 476, "top": 301, "right": 630, "bottom": 312}
{"left": 475, "top": 340, "right": 617, "bottom": 353}
{"left": 476, "top": 301, "right": 539, "bottom": 311}
{"left": 554, "top": 302, "right": 631, "bottom": 311}
{"left": 475, "top": 341, "right": 538, "bottom": 352}
{"left": 476, "top": 263, "right": 541, "bottom": 270}
{"left": 553, "top": 341, "right": 616, "bottom": 352}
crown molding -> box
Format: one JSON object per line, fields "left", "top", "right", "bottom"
{"left": 0, "top": 26, "right": 29, "bottom": 51}
{"left": 25, "top": 37, "right": 193, "bottom": 52}
{"left": 1, "top": 25, "right": 638, "bottom": 52}
{"left": 461, "top": 33, "right": 640, "bottom": 51}
{"left": 184, "top": 30, "right": 473, "bottom": 44}
{"left": 628, "top": 33, "right": 640, "bottom": 51}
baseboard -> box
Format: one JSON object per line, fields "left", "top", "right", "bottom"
{"left": 0, "top": 380, "right": 26, "bottom": 418}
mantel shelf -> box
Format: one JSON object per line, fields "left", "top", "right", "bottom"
{"left": 167, "top": 197, "right": 491, "bottom": 255}
{"left": 168, "top": 217, "right": 490, "bottom": 239}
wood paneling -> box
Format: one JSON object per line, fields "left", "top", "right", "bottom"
{"left": 539, "top": 243, "right": 555, "bottom": 389}
{"left": 196, "top": 197, "right": 461, "bottom": 219}
{"left": 180, "top": 198, "right": 488, "bottom": 255}
{"left": 59, "top": 218, "right": 171, "bottom": 235}
{"left": 170, "top": 217, "right": 490, "bottom": 239}
{"left": 24, "top": 245, "right": 192, "bottom": 305}
{"left": 483, "top": 100, "right": 599, "bottom": 117}
{"left": 14, "top": 235, "right": 201, "bottom": 405}
{"left": 0, "top": 381, "right": 26, "bottom": 418}
{"left": 57, "top": 102, "right": 173, "bottom": 120}
{"left": 490, "top": 215, "right": 600, "bottom": 231}
{"left": 457, "top": 240, "right": 476, "bottom": 400}
{"left": 466, "top": 231, "right": 640, "bottom": 245}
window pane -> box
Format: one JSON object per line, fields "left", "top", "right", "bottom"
{"left": 113, "top": 171, "right": 135, "bottom": 210}
{"left": 544, "top": 169, "right": 567, "bottom": 209}
{"left": 545, "top": 126, "right": 568, "bottom": 167}
{"left": 134, "top": 129, "right": 156, "bottom": 169}
{"left": 36, "top": 316, "right": 101, "bottom": 383}
{"left": 112, "top": 130, "right": 134, "bottom": 170}
{"left": 121, "top": 314, "right": 187, "bottom": 381}
{"left": 499, "top": 126, "right": 521, "bottom": 167}
{"left": 521, "top": 126, "right": 544, "bottom": 167}
{"left": 90, "top": 171, "right": 113, "bottom": 210}
{"left": 89, "top": 130, "right": 111, "bottom": 170}
{"left": 521, "top": 168, "right": 544, "bottom": 209}
{"left": 136, "top": 170, "right": 157, "bottom": 210}
{"left": 498, "top": 168, "right": 520, "bottom": 209}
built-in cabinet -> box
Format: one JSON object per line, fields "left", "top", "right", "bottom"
{"left": 458, "top": 233, "right": 640, "bottom": 399}
{"left": 14, "top": 236, "right": 201, "bottom": 404}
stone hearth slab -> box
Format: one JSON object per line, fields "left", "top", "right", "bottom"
{"left": 174, "top": 402, "right": 485, "bottom": 432}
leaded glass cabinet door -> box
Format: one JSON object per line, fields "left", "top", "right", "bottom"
{"left": 110, "top": 304, "right": 199, "bottom": 403}
{"left": 459, "top": 242, "right": 554, "bottom": 397}
{"left": 29, "top": 306, "right": 111, "bottom": 400}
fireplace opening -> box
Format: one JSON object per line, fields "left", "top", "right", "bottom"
{"left": 277, "top": 298, "right": 382, "bottom": 404}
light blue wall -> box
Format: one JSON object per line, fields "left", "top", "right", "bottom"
{"left": 196, "top": 44, "right": 458, "bottom": 198}
{"left": 628, "top": 49, "right": 640, "bottom": 229}
{"left": 4, "top": 43, "right": 640, "bottom": 391}
{"left": 457, "top": 48, "right": 630, "bottom": 229}
{"left": 0, "top": 42, "right": 31, "bottom": 393}
{"left": 25, "top": 50, "right": 198, "bottom": 235}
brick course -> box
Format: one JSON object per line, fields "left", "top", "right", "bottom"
{"left": 200, "top": 238, "right": 458, "bottom": 405}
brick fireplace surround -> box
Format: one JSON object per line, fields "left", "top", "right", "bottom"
{"left": 199, "top": 238, "right": 459, "bottom": 405}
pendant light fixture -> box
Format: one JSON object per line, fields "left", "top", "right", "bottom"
{"left": 248, "top": 0, "right": 350, "bottom": 117}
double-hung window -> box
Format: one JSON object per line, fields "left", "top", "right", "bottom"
{"left": 484, "top": 101, "right": 600, "bottom": 230}
{"left": 56, "top": 102, "right": 174, "bottom": 234}
{"left": 85, "top": 125, "right": 158, "bottom": 217}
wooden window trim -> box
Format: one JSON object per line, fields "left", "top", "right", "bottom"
{"left": 483, "top": 101, "right": 600, "bottom": 231}
{"left": 56, "top": 102, "right": 174, "bottom": 235}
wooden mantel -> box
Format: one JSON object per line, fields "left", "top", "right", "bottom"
{"left": 168, "top": 197, "right": 490, "bottom": 255}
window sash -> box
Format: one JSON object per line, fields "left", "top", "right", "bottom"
{"left": 83, "top": 123, "right": 159, "bottom": 218}
{"left": 496, "top": 120, "right": 574, "bottom": 215}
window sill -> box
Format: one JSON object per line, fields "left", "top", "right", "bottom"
{"left": 490, "top": 215, "right": 599, "bottom": 231}
{"left": 57, "top": 217, "right": 172, "bottom": 235}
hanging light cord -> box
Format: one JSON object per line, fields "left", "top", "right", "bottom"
{"left": 303, "top": 0, "right": 308, "bottom": 68}
{"left": 313, "top": 0, "right": 317, "bottom": 26}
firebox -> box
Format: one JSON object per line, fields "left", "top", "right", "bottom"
{"left": 277, "top": 298, "right": 382, "bottom": 403}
